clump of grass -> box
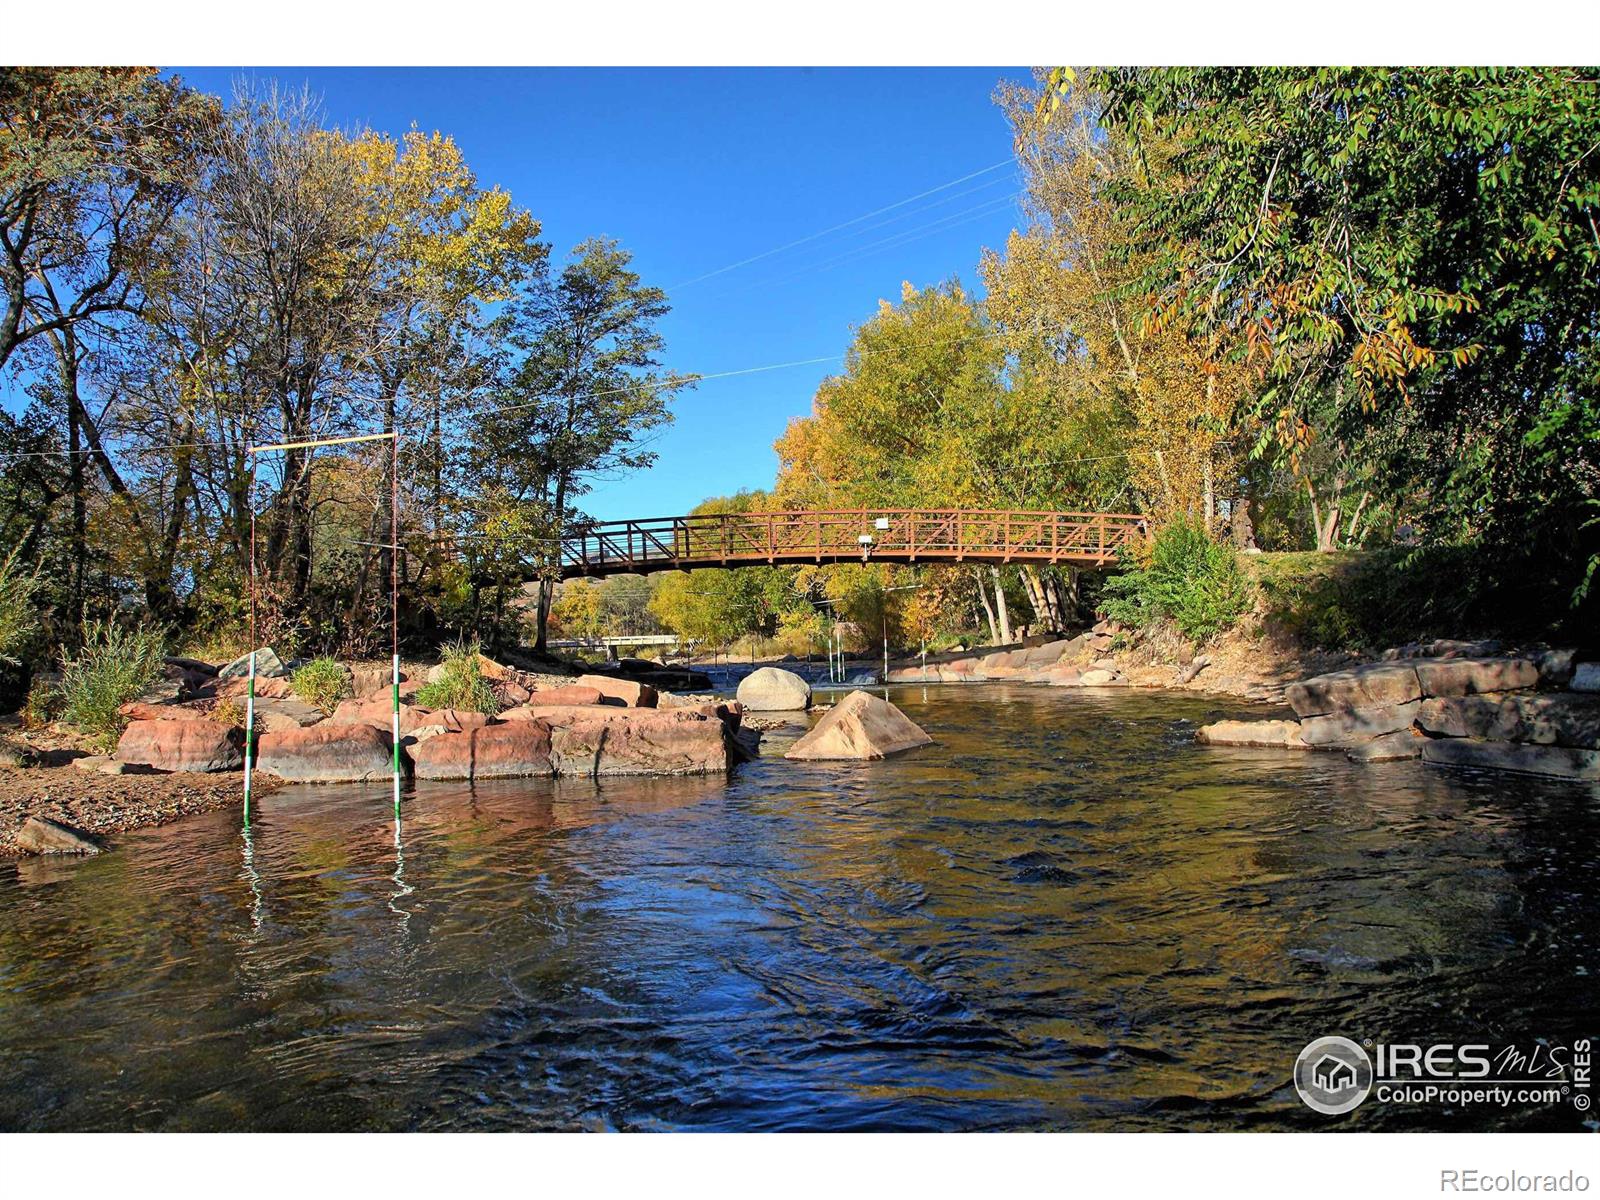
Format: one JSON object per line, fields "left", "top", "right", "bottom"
{"left": 291, "top": 656, "right": 353, "bottom": 715}
{"left": 55, "top": 620, "right": 168, "bottom": 751}
{"left": 415, "top": 639, "right": 500, "bottom": 715}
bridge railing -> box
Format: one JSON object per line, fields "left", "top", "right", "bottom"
{"left": 560, "top": 509, "right": 1146, "bottom": 576}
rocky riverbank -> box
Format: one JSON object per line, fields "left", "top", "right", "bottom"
{"left": 0, "top": 764, "right": 284, "bottom": 858}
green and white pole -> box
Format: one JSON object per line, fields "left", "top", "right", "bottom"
{"left": 243, "top": 456, "right": 258, "bottom": 827}
{"left": 390, "top": 428, "right": 402, "bottom": 824}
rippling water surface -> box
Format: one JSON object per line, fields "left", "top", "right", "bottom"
{"left": 1, "top": 684, "right": 1594, "bottom": 1131}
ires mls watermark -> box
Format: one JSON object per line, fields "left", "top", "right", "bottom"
{"left": 1292, "top": 1035, "right": 1592, "bottom": 1117}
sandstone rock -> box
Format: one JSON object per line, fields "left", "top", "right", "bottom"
{"left": 475, "top": 654, "right": 511, "bottom": 682}
{"left": 1413, "top": 656, "right": 1539, "bottom": 699}
{"left": 17, "top": 816, "right": 102, "bottom": 855}
{"left": 252, "top": 697, "right": 327, "bottom": 733}
{"left": 527, "top": 683, "right": 609, "bottom": 707}
{"left": 1080, "top": 669, "right": 1121, "bottom": 686}
{"left": 785, "top": 690, "right": 932, "bottom": 761}
{"left": 115, "top": 719, "right": 244, "bottom": 773}
{"left": 496, "top": 680, "right": 532, "bottom": 705}
{"left": 348, "top": 662, "right": 405, "bottom": 697}
{"left": 1417, "top": 694, "right": 1600, "bottom": 749}
{"left": 258, "top": 723, "right": 394, "bottom": 784}
{"left": 736, "top": 666, "right": 812, "bottom": 712}
{"left": 1571, "top": 663, "right": 1600, "bottom": 693}
{"left": 576, "top": 673, "right": 659, "bottom": 708}
{"left": 1345, "top": 730, "right": 1424, "bottom": 762}
{"left": 1043, "top": 665, "right": 1082, "bottom": 687}
{"left": 72, "top": 754, "right": 128, "bottom": 775}
{"left": 1286, "top": 663, "right": 1422, "bottom": 717}
{"left": 219, "top": 647, "right": 287, "bottom": 679}
{"left": 1421, "top": 738, "right": 1600, "bottom": 781}
{"left": 118, "top": 700, "right": 190, "bottom": 722}
{"left": 548, "top": 708, "right": 732, "bottom": 777}
{"left": 410, "top": 720, "right": 553, "bottom": 781}
{"left": 1298, "top": 701, "right": 1421, "bottom": 746}
{"left": 216, "top": 675, "right": 294, "bottom": 700}
{"left": 1194, "top": 719, "right": 1309, "bottom": 749}
{"left": 328, "top": 695, "right": 438, "bottom": 735}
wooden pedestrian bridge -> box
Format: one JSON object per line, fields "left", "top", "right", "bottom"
{"left": 557, "top": 509, "right": 1146, "bottom": 579}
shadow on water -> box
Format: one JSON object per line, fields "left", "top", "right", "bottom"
{"left": 0, "top": 684, "right": 1594, "bottom": 1131}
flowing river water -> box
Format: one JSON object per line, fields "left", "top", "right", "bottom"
{"left": 0, "top": 684, "right": 1594, "bottom": 1132}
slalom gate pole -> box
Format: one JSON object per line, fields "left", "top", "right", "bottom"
{"left": 244, "top": 429, "right": 399, "bottom": 827}
{"left": 391, "top": 428, "right": 401, "bottom": 823}
{"left": 243, "top": 457, "right": 258, "bottom": 826}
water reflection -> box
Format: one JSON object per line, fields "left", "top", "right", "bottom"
{"left": 0, "top": 684, "right": 1594, "bottom": 1131}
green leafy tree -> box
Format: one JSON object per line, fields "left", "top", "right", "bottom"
{"left": 1087, "top": 67, "right": 1600, "bottom": 605}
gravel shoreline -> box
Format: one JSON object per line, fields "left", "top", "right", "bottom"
{"left": 0, "top": 766, "right": 281, "bottom": 858}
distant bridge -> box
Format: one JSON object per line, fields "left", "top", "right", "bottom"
{"left": 559, "top": 509, "right": 1146, "bottom": 579}
{"left": 548, "top": 633, "right": 684, "bottom": 660}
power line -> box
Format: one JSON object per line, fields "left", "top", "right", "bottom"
{"left": 667, "top": 159, "right": 1014, "bottom": 291}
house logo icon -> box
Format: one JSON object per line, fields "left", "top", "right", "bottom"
{"left": 1294, "top": 1037, "right": 1373, "bottom": 1115}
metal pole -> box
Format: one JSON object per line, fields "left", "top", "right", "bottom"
{"left": 243, "top": 458, "right": 257, "bottom": 826}
{"left": 391, "top": 429, "right": 402, "bottom": 823}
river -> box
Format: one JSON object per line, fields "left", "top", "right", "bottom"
{"left": 0, "top": 683, "right": 1594, "bottom": 1131}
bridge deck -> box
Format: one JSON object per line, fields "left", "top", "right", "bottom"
{"left": 560, "top": 509, "right": 1145, "bottom": 578}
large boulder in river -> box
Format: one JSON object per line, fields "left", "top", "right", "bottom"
{"left": 737, "top": 666, "right": 812, "bottom": 712}
{"left": 410, "top": 720, "right": 554, "bottom": 781}
{"left": 115, "top": 718, "right": 244, "bottom": 773}
{"left": 258, "top": 722, "right": 393, "bottom": 784}
{"left": 575, "top": 673, "right": 657, "bottom": 708}
{"left": 548, "top": 708, "right": 733, "bottom": 777}
{"left": 785, "top": 690, "right": 931, "bottom": 761}
{"left": 219, "top": 646, "right": 287, "bottom": 679}
{"left": 498, "top": 705, "right": 734, "bottom": 775}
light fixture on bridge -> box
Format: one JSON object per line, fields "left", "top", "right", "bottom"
{"left": 858, "top": 534, "right": 874, "bottom": 545}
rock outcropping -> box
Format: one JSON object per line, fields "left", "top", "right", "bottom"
{"left": 1197, "top": 652, "right": 1597, "bottom": 780}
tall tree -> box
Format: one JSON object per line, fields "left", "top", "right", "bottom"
{"left": 1086, "top": 67, "right": 1600, "bottom": 597}
{"left": 478, "top": 238, "right": 693, "bottom": 650}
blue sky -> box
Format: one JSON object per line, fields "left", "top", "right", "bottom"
{"left": 175, "top": 68, "right": 1033, "bottom": 519}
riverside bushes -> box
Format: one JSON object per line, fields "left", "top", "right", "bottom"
{"left": 55, "top": 621, "right": 169, "bottom": 750}
{"left": 1102, "top": 517, "right": 1254, "bottom": 644}
{"left": 415, "top": 640, "right": 500, "bottom": 715}
{"left": 291, "top": 656, "right": 353, "bottom": 715}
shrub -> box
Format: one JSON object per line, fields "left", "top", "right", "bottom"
{"left": 414, "top": 640, "right": 500, "bottom": 715}
{"left": 55, "top": 621, "right": 168, "bottom": 751}
{"left": 1102, "top": 516, "right": 1254, "bottom": 643}
{"left": 291, "top": 656, "right": 353, "bottom": 715}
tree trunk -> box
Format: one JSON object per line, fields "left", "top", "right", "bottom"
{"left": 990, "top": 566, "right": 1012, "bottom": 645}
{"left": 976, "top": 574, "right": 999, "bottom": 645}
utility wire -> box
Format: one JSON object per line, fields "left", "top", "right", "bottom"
{"left": 667, "top": 159, "right": 1014, "bottom": 290}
